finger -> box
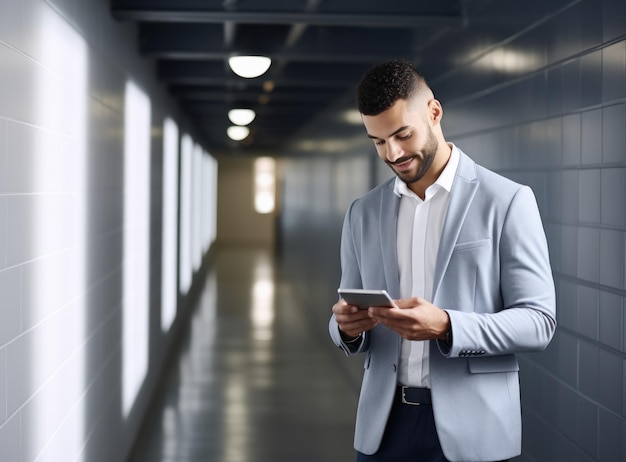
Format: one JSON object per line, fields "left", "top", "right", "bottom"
{"left": 335, "top": 307, "right": 371, "bottom": 325}
{"left": 393, "top": 297, "right": 421, "bottom": 309}
{"left": 339, "top": 318, "right": 377, "bottom": 337}
{"left": 332, "top": 301, "right": 359, "bottom": 315}
{"left": 368, "top": 306, "right": 402, "bottom": 319}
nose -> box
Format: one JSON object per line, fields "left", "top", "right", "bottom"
{"left": 385, "top": 138, "right": 404, "bottom": 162}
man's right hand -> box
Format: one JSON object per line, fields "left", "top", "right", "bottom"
{"left": 332, "top": 299, "right": 378, "bottom": 340}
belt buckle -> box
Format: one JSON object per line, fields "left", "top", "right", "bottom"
{"left": 401, "top": 386, "right": 421, "bottom": 406}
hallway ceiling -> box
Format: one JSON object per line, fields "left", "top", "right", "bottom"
{"left": 111, "top": 0, "right": 468, "bottom": 155}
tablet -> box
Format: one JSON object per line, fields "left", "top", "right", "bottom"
{"left": 337, "top": 289, "right": 396, "bottom": 309}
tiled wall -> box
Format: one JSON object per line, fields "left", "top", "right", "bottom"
{"left": 280, "top": 0, "right": 625, "bottom": 460}
{"left": 0, "top": 0, "right": 207, "bottom": 460}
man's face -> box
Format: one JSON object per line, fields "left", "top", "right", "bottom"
{"left": 362, "top": 98, "right": 438, "bottom": 186}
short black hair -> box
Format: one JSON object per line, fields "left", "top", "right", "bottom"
{"left": 357, "top": 60, "right": 428, "bottom": 115}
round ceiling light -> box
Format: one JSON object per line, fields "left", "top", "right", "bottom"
{"left": 228, "top": 109, "right": 256, "bottom": 126}
{"left": 227, "top": 125, "right": 250, "bottom": 141}
{"left": 228, "top": 56, "right": 271, "bottom": 78}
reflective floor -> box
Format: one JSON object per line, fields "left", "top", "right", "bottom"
{"left": 129, "top": 247, "right": 360, "bottom": 462}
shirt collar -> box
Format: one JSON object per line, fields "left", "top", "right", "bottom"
{"left": 393, "top": 143, "right": 460, "bottom": 199}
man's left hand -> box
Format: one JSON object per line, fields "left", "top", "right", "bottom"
{"left": 367, "top": 297, "right": 450, "bottom": 341}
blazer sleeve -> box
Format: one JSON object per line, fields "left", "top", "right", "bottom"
{"left": 438, "top": 186, "right": 556, "bottom": 358}
{"left": 329, "top": 200, "right": 370, "bottom": 355}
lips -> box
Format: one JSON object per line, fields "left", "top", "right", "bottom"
{"left": 391, "top": 156, "right": 415, "bottom": 171}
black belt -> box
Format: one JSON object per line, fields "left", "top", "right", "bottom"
{"left": 396, "top": 386, "right": 432, "bottom": 406}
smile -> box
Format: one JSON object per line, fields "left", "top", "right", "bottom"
{"left": 390, "top": 156, "right": 416, "bottom": 170}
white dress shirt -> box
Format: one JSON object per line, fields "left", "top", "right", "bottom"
{"left": 394, "top": 144, "right": 459, "bottom": 388}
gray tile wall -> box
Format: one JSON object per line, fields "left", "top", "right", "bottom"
{"left": 430, "top": 1, "right": 626, "bottom": 460}
{"left": 0, "top": 0, "right": 207, "bottom": 461}
{"left": 280, "top": 0, "right": 626, "bottom": 460}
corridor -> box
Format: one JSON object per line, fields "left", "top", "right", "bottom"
{"left": 2, "top": 1, "right": 626, "bottom": 461}
{"left": 129, "top": 247, "right": 360, "bottom": 461}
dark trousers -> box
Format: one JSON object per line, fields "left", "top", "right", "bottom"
{"left": 356, "top": 388, "right": 448, "bottom": 462}
{"left": 355, "top": 388, "right": 509, "bottom": 462}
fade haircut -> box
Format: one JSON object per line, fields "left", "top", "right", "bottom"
{"left": 357, "top": 60, "right": 428, "bottom": 116}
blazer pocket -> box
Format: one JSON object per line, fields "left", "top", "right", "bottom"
{"left": 453, "top": 238, "right": 491, "bottom": 252}
{"left": 468, "top": 355, "right": 519, "bottom": 374}
{"left": 445, "top": 239, "right": 491, "bottom": 309}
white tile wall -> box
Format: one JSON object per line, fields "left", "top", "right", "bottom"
{"left": 0, "top": 411, "right": 20, "bottom": 461}
{"left": 0, "top": 268, "right": 21, "bottom": 346}
{"left": 0, "top": 119, "right": 6, "bottom": 194}
{"left": 0, "top": 348, "right": 7, "bottom": 422}
{"left": 6, "top": 122, "right": 61, "bottom": 194}
{"left": 0, "top": 47, "right": 35, "bottom": 124}
{"left": 0, "top": 197, "right": 6, "bottom": 269}
{"left": 0, "top": 0, "right": 203, "bottom": 460}
{"left": 0, "top": 0, "right": 23, "bottom": 49}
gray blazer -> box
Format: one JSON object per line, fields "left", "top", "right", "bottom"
{"left": 329, "top": 149, "right": 556, "bottom": 462}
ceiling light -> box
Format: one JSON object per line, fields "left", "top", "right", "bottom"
{"left": 227, "top": 125, "right": 250, "bottom": 141}
{"left": 228, "top": 56, "right": 271, "bottom": 78}
{"left": 228, "top": 109, "right": 256, "bottom": 126}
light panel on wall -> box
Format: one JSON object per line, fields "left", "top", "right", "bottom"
{"left": 32, "top": 4, "right": 88, "bottom": 460}
{"left": 207, "top": 155, "right": 218, "bottom": 247}
{"left": 122, "top": 80, "right": 152, "bottom": 417}
{"left": 179, "top": 134, "right": 193, "bottom": 294}
{"left": 201, "top": 152, "right": 218, "bottom": 253}
{"left": 161, "top": 118, "right": 179, "bottom": 332}
{"left": 192, "top": 144, "right": 203, "bottom": 272}
{"left": 254, "top": 157, "right": 276, "bottom": 214}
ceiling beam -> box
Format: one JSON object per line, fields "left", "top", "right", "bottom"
{"left": 146, "top": 49, "right": 407, "bottom": 63}
{"left": 174, "top": 91, "right": 337, "bottom": 102}
{"left": 112, "top": 10, "right": 462, "bottom": 28}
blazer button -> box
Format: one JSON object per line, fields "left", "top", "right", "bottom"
{"left": 393, "top": 364, "right": 397, "bottom": 372}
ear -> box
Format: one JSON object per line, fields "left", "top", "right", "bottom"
{"left": 427, "top": 99, "right": 443, "bottom": 125}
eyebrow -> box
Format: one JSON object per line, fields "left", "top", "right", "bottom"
{"left": 367, "top": 125, "right": 410, "bottom": 140}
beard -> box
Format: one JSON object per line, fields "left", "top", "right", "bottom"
{"left": 387, "top": 128, "right": 439, "bottom": 184}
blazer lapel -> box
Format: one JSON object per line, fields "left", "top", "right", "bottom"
{"left": 432, "top": 151, "right": 479, "bottom": 299}
{"left": 379, "top": 180, "right": 401, "bottom": 298}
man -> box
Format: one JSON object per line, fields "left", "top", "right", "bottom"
{"left": 329, "top": 60, "right": 556, "bottom": 462}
